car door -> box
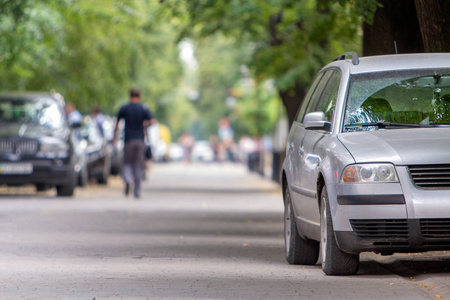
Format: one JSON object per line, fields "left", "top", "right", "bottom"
{"left": 288, "top": 71, "right": 331, "bottom": 218}
{"left": 297, "top": 70, "right": 341, "bottom": 226}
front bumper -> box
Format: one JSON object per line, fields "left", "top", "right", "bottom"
{"left": 333, "top": 166, "right": 450, "bottom": 254}
{"left": 0, "top": 160, "right": 75, "bottom": 186}
{"left": 336, "top": 218, "right": 450, "bottom": 254}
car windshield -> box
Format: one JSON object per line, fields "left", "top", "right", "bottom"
{"left": 0, "top": 97, "right": 65, "bottom": 129}
{"left": 344, "top": 69, "right": 450, "bottom": 132}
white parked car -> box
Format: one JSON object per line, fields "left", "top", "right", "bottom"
{"left": 169, "top": 143, "right": 184, "bottom": 161}
{"left": 283, "top": 52, "right": 450, "bottom": 275}
{"left": 191, "top": 141, "right": 214, "bottom": 162}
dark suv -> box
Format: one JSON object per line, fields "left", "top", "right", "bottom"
{"left": 0, "top": 92, "right": 78, "bottom": 196}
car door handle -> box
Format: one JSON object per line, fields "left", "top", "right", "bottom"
{"left": 298, "top": 147, "right": 305, "bottom": 157}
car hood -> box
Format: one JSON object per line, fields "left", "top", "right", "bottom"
{"left": 338, "top": 128, "right": 450, "bottom": 165}
{"left": 0, "top": 123, "right": 68, "bottom": 139}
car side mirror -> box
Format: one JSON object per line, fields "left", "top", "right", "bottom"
{"left": 304, "top": 111, "right": 331, "bottom": 131}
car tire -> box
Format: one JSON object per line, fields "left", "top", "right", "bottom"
{"left": 284, "top": 187, "right": 320, "bottom": 265}
{"left": 36, "top": 184, "right": 51, "bottom": 192}
{"left": 78, "top": 167, "right": 88, "bottom": 187}
{"left": 97, "top": 167, "right": 108, "bottom": 185}
{"left": 110, "top": 164, "right": 121, "bottom": 176}
{"left": 320, "top": 186, "right": 359, "bottom": 275}
{"left": 97, "top": 173, "right": 108, "bottom": 185}
{"left": 56, "top": 177, "right": 75, "bottom": 197}
{"left": 97, "top": 157, "right": 110, "bottom": 185}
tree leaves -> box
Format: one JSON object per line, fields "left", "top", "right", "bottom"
{"left": 0, "top": 0, "right": 183, "bottom": 117}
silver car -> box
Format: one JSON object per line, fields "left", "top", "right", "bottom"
{"left": 282, "top": 52, "right": 450, "bottom": 275}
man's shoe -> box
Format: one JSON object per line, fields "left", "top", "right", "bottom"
{"left": 125, "top": 183, "right": 130, "bottom": 196}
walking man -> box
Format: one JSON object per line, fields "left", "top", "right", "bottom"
{"left": 113, "top": 88, "right": 155, "bottom": 198}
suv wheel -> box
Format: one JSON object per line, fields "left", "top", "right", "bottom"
{"left": 36, "top": 184, "right": 51, "bottom": 192}
{"left": 320, "top": 186, "right": 359, "bottom": 275}
{"left": 97, "top": 158, "right": 110, "bottom": 185}
{"left": 97, "top": 167, "right": 108, "bottom": 185}
{"left": 284, "top": 187, "right": 319, "bottom": 265}
{"left": 56, "top": 176, "right": 75, "bottom": 197}
{"left": 78, "top": 166, "right": 88, "bottom": 187}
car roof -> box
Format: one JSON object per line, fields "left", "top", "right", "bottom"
{"left": 0, "top": 92, "right": 56, "bottom": 99}
{"left": 0, "top": 92, "right": 66, "bottom": 107}
{"left": 327, "top": 53, "right": 450, "bottom": 74}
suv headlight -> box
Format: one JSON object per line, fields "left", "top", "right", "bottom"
{"left": 340, "top": 164, "right": 398, "bottom": 183}
{"left": 40, "top": 143, "right": 69, "bottom": 152}
{"left": 38, "top": 142, "right": 70, "bottom": 158}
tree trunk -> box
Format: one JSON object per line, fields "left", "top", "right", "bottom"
{"left": 279, "top": 83, "right": 306, "bottom": 128}
{"left": 363, "top": 0, "right": 423, "bottom": 56}
{"left": 414, "top": 0, "right": 450, "bottom": 52}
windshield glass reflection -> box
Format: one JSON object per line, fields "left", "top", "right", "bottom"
{"left": 345, "top": 69, "right": 450, "bottom": 131}
{"left": 0, "top": 98, "right": 64, "bottom": 129}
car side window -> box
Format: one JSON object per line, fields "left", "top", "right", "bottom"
{"left": 303, "top": 70, "right": 334, "bottom": 120}
{"left": 311, "top": 70, "right": 341, "bottom": 122}
{"left": 294, "top": 73, "right": 325, "bottom": 123}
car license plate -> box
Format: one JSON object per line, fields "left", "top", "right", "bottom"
{"left": 0, "top": 163, "right": 33, "bottom": 175}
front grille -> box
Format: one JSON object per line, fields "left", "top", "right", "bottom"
{"left": 349, "top": 219, "right": 450, "bottom": 250}
{"left": 0, "top": 140, "right": 13, "bottom": 153}
{"left": 0, "top": 138, "right": 38, "bottom": 155}
{"left": 421, "top": 218, "right": 450, "bottom": 238}
{"left": 423, "top": 241, "right": 450, "bottom": 247}
{"left": 350, "top": 219, "right": 409, "bottom": 239}
{"left": 15, "top": 140, "right": 38, "bottom": 154}
{"left": 409, "top": 164, "right": 450, "bottom": 189}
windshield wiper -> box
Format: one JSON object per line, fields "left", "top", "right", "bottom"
{"left": 344, "top": 121, "right": 447, "bottom": 129}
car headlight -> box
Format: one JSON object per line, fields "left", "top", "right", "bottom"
{"left": 40, "top": 142, "right": 69, "bottom": 152}
{"left": 340, "top": 164, "right": 398, "bottom": 183}
{"left": 38, "top": 142, "right": 70, "bottom": 159}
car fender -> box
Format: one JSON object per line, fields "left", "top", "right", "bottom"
{"left": 316, "top": 135, "right": 355, "bottom": 230}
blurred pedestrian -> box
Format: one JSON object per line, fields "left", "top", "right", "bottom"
{"left": 91, "top": 105, "right": 106, "bottom": 137}
{"left": 65, "top": 103, "right": 82, "bottom": 127}
{"left": 178, "top": 132, "right": 195, "bottom": 163}
{"left": 209, "top": 135, "right": 220, "bottom": 162}
{"left": 113, "top": 88, "right": 156, "bottom": 199}
{"left": 218, "top": 117, "right": 234, "bottom": 161}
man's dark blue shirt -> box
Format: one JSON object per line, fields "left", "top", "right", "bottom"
{"left": 117, "top": 103, "right": 152, "bottom": 143}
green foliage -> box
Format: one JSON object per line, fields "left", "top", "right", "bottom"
{"left": 192, "top": 35, "right": 251, "bottom": 138}
{"left": 0, "top": 0, "right": 183, "bottom": 121}
{"left": 0, "top": 1, "right": 63, "bottom": 89}
{"left": 162, "top": 0, "right": 361, "bottom": 133}
{"left": 233, "top": 80, "right": 283, "bottom": 138}
{"left": 164, "top": 90, "right": 198, "bottom": 140}
{"left": 0, "top": 0, "right": 367, "bottom": 140}
{"left": 165, "top": 0, "right": 361, "bottom": 92}
{"left": 334, "top": 0, "right": 382, "bottom": 24}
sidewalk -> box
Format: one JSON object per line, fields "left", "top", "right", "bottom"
{"left": 142, "top": 162, "right": 283, "bottom": 214}
{"left": 146, "top": 162, "right": 281, "bottom": 192}
{"left": 75, "top": 162, "right": 283, "bottom": 215}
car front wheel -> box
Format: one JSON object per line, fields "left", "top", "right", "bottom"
{"left": 56, "top": 175, "right": 76, "bottom": 197}
{"left": 97, "top": 157, "right": 110, "bottom": 185}
{"left": 284, "top": 187, "right": 319, "bottom": 265}
{"left": 320, "top": 186, "right": 359, "bottom": 275}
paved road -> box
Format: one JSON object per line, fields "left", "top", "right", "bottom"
{"left": 0, "top": 163, "right": 449, "bottom": 299}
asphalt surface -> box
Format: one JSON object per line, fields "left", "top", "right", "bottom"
{"left": 0, "top": 163, "right": 449, "bottom": 299}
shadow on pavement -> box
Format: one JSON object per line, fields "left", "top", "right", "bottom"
{"left": 368, "top": 253, "right": 450, "bottom": 278}
{"left": 0, "top": 188, "right": 57, "bottom": 199}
